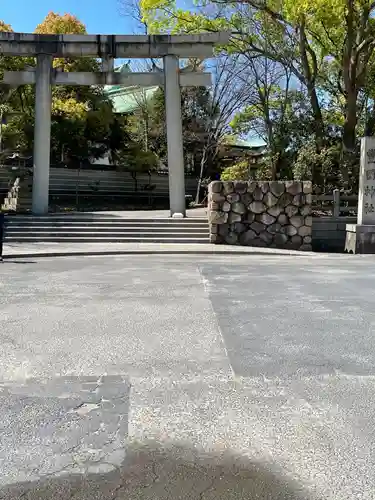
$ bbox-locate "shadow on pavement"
[0,441,312,499]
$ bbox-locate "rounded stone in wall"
[233,222,246,233]
[284,240,297,249]
[281,225,297,236]
[261,182,270,193]
[247,181,258,193]
[243,212,256,223]
[303,181,312,194]
[305,216,313,227]
[218,223,229,236]
[304,236,312,244]
[251,221,266,234]
[211,192,226,202]
[233,181,247,194]
[274,233,288,245]
[232,201,246,214]
[268,205,282,218]
[290,215,304,228]
[254,213,266,222]
[225,232,238,244]
[292,194,304,206]
[263,191,278,207]
[240,192,252,205]
[228,212,242,223]
[210,181,223,193]
[258,212,276,226]
[249,201,266,214]
[253,187,263,201]
[209,211,228,224]
[300,244,312,251]
[239,229,257,245]
[278,192,293,207]
[298,225,311,237]
[267,223,282,235]
[259,232,273,245]
[227,193,240,203]
[269,181,285,197]
[251,238,267,247]
[285,204,299,218]
[278,213,289,225]
[223,182,234,195]
[286,181,302,196]
[291,235,302,246]
[222,201,231,212]
[305,193,312,204]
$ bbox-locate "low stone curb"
[1,247,319,259]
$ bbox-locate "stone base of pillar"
[345,224,375,253]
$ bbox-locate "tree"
[273,0,375,153]
[139,0,375,156]
[230,56,316,180]
[35,12,86,34]
[33,13,115,164]
[220,160,250,181]
[191,55,251,201]
[140,0,326,147]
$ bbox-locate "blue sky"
[1,0,135,34]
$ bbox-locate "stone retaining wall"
[208,180,312,250]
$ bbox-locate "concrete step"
[5,226,209,234]
[5,231,208,238]
[4,218,208,225]
[4,236,209,243]
[3,214,209,244]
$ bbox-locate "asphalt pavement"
[0,254,374,499]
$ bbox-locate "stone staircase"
[3,215,210,244]
[1,176,32,213]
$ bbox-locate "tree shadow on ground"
[0,440,313,500]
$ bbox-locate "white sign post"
[346,137,375,253]
[358,137,375,225]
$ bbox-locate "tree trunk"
[195,147,208,204]
[298,18,325,150]
[307,84,325,148]
[342,88,358,152]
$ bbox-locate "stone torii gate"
[0,32,230,216]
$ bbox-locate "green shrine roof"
[103,63,159,114]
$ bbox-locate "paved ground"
[0,254,374,499]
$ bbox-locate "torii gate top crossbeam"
[0,32,231,58]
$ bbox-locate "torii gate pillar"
[164,55,185,217]
[33,54,53,215]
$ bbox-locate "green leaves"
[220,161,250,181]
